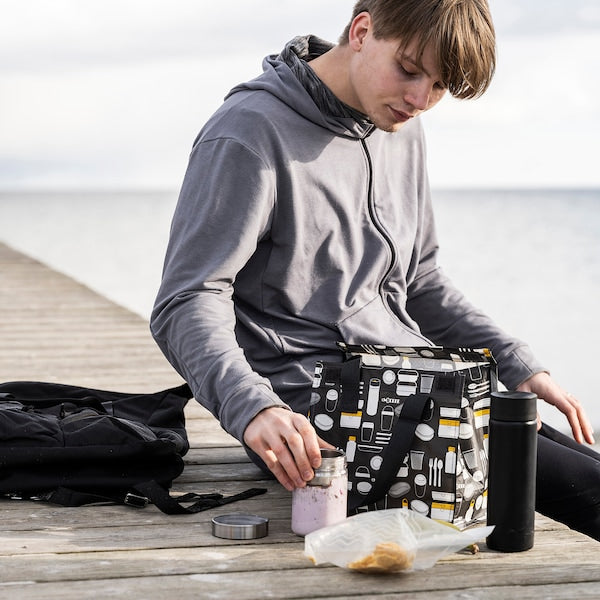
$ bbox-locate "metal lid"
[308,448,347,487]
[491,391,538,422]
[211,513,269,540]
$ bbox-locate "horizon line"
[0,185,599,194]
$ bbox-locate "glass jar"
[291,448,347,536]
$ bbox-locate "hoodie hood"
[226,36,374,139]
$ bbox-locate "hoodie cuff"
[496,344,549,390]
[219,382,292,443]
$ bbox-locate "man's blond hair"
[340,0,496,99]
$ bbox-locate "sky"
[1,0,599,190]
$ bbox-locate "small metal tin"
[211,513,269,540]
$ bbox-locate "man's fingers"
[284,428,317,481]
[564,392,595,445]
[261,447,297,492]
[290,413,323,470]
[317,434,336,450]
[259,432,312,491]
[517,373,595,445]
[243,407,325,490]
[549,390,593,444]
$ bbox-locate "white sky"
[1,0,599,190]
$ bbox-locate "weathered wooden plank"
[0,544,307,584]
[0,482,288,529]
[186,432,241,448]
[183,446,250,464]
[0,545,597,595]
[0,502,292,531]
[175,462,265,484]
[0,507,595,563]
[0,538,597,600]
[1,563,599,600]
[0,242,182,392]
[0,523,596,580]
[0,517,301,556]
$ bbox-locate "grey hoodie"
[151,37,545,443]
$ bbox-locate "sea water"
[0,188,598,433]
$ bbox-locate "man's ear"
[348,11,371,51]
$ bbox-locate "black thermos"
[486,391,538,552]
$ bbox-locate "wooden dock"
[0,241,598,599]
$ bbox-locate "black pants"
[536,423,600,541]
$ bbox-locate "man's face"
[347,21,447,132]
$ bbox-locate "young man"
[151,0,599,539]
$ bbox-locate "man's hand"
[517,372,595,445]
[243,406,335,491]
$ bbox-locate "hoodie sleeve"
[150,136,291,443]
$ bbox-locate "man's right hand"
[243,406,335,491]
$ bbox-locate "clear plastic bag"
[304,508,494,573]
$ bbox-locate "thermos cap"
[491,391,538,422]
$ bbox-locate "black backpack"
[0,381,265,513]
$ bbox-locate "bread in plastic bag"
[304,508,494,573]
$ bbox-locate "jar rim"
[320,448,345,460]
[312,448,346,479]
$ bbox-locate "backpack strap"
[42,483,267,514]
[132,481,268,514]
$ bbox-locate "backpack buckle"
[124,492,149,508]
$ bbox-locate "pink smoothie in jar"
[291,449,347,536]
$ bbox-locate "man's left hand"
[517,372,595,445]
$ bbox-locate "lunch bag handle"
[336,358,430,511]
[347,392,429,511]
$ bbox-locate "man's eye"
[400,64,417,76]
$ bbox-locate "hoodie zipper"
[360,138,398,308]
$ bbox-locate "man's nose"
[405,81,433,112]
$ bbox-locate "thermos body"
[486,391,538,552]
